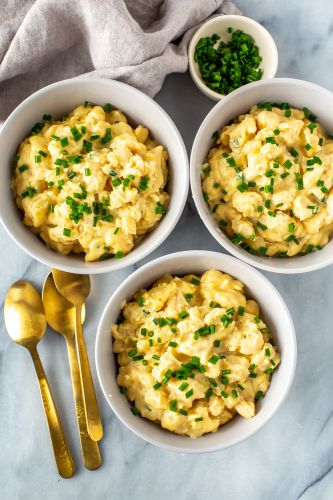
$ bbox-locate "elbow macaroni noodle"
[202,104,333,257]
[112,270,280,438]
[12,104,169,261]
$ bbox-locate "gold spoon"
[51,269,103,442]
[42,273,101,470]
[4,280,75,478]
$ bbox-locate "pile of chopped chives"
[194,28,263,95]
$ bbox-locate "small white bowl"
[191,78,333,274]
[95,250,296,454]
[188,15,278,101]
[0,78,188,274]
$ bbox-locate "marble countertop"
[1,1,333,499]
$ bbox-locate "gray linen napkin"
[0,0,239,121]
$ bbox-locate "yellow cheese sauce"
[12,104,169,261]
[112,270,280,438]
[202,104,333,257]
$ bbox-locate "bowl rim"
[188,14,279,101]
[0,77,189,274]
[95,250,297,453]
[190,77,333,274]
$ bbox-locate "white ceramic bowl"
[0,78,188,274]
[191,78,333,274]
[188,15,278,101]
[95,250,296,453]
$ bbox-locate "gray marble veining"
[1,1,333,499]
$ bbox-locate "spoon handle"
[29,345,75,478]
[65,336,102,469]
[75,305,103,441]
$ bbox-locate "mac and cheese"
[202,103,333,257]
[12,104,169,261]
[112,270,280,438]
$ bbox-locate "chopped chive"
[162,369,172,385]
[139,176,150,191]
[103,103,113,112]
[169,341,177,348]
[83,140,92,153]
[258,246,268,255]
[130,406,139,416]
[101,128,112,145]
[185,388,193,399]
[115,251,124,259]
[257,221,267,231]
[60,137,69,148]
[295,173,303,190]
[308,123,317,133]
[238,306,245,316]
[227,157,236,167]
[169,400,178,412]
[133,355,144,361]
[208,355,220,365]
[191,277,200,285]
[112,177,122,187]
[63,228,71,237]
[70,126,82,142]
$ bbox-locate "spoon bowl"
[5,280,46,347]
[42,274,86,338]
[51,269,90,306]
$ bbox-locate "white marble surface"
[1,1,333,499]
